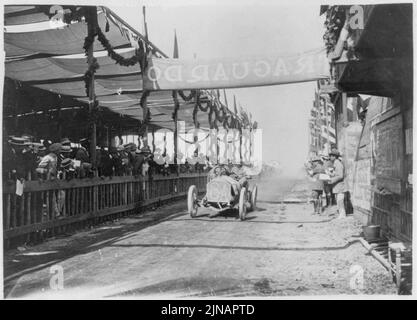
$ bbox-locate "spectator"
[123,143,137,175]
[6,136,34,182]
[36,142,62,180]
[114,146,128,176]
[60,144,73,166]
[98,146,113,177]
[321,153,335,207]
[75,138,92,178]
[54,157,73,218]
[59,158,76,180]
[134,146,152,177]
[60,137,71,147]
[110,146,123,176]
[306,156,326,215]
[328,149,346,219]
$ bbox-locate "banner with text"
[144,49,330,90]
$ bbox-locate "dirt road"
[3,177,397,298]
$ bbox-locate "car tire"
[251,185,258,211]
[188,185,198,218]
[239,187,247,221]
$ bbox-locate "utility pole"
[172,29,180,175]
[87,6,98,167]
[140,5,149,148]
[324,97,330,154]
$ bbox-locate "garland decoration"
[323,6,347,54]
[84,57,100,96]
[208,101,217,130]
[178,90,195,102]
[178,133,210,144]
[87,98,101,123]
[192,103,200,129]
[214,103,227,123]
[196,92,210,113]
[140,91,151,123]
[172,90,180,121]
[83,26,143,97]
[96,27,143,67]
[197,100,210,113]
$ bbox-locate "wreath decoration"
[83,26,145,97]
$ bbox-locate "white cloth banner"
[144,49,330,90]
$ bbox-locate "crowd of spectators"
[2,135,211,184]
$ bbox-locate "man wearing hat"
[109,146,123,176]
[328,148,346,219]
[97,146,113,177]
[306,156,326,215]
[60,137,71,146]
[7,136,37,182]
[321,153,335,208]
[75,138,92,178]
[133,146,152,176]
[36,143,62,180]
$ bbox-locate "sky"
[0,0,326,176]
[110,3,326,175]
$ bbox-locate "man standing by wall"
[328,149,346,219]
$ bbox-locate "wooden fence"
[2,173,207,247]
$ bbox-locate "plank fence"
[2,173,207,248]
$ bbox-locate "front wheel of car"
[239,187,247,221]
[188,185,198,218]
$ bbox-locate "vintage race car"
[187,171,258,221]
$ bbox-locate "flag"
[233,95,238,115]
[102,7,129,39]
[127,29,139,49]
[173,30,179,59]
[223,89,228,107]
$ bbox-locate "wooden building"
[322,4,413,243]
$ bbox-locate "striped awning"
[4,5,212,130]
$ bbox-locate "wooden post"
[239,126,243,165]
[140,5,149,149]
[151,127,156,153]
[172,30,180,175]
[87,6,98,167]
[172,92,180,175]
[324,97,330,153]
[141,95,149,148]
[342,92,348,124]
[249,127,253,165]
[316,92,322,152]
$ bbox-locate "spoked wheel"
[251,185,258,211]
[187,185,198,218]
[239,187,247,221]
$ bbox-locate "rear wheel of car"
[188,185,198,218]
[251,185,258,211]
[239,187,247,221]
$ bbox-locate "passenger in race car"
[209,164,248,196]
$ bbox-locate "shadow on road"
[175,217,335,224]
[3,205,189,297]
[107,240,360,252]
[106,276,288,298]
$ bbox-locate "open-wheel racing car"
[187,165,258,221]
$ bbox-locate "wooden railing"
[2,173,207,246]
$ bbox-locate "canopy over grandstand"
[3,5,251,141]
